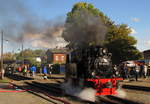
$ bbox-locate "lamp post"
[1,30,4,79]
[0,30,9,79]
[22,42,24,65]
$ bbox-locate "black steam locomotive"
[66,45,113,78]
[65,45,122,95]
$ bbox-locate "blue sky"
[1,0,150,52]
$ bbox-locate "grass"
[0,79,10,83]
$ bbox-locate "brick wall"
[53,53,66,64]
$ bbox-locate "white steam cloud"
[61,79,96,102]
[0,0,68,49]
[24,27,68,49]
[78,88,96,102]
[115,89,126,98]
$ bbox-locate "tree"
[105,24,143,64]
[63,2,143,64]
[15,49,45,66]
[3,52,15,61]
[63,2,113,48]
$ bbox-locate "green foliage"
[15,49,45,66]
[64,2,143,64]
[105,24,143,64]
[63,2,112,48]
[3,52,15,61]
[0,79,10,83]
[106,37,143,64]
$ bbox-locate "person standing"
[134,64,139,81]
[49,65,53,77]
[124,64,129,80]
[147,65,150,78]
[29,65,32,76]
[139,64,144,78]
[143,64,148,78]
[18,66,22,72]
[43,66,47,79]
[23,65,27,77]
[31,65,36,77]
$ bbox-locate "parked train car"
[65,45,122,96]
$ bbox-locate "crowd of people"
[5,61,150,81]
[13,64,53,79]
[113,63,150,81]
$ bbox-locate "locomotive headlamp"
[92,71,96,76]
[102,49,107,54]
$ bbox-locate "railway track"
[122,84,150,92]
[25,81,142,104]
[25,81,63,96]
[10,82,70,104]
[5,73,34,81]
[100,95,143,104]
[7,74,144,104]
[25,81,94,104]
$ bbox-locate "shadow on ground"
[106,95,144,104]
[5,74,34,81]
[122,84,150,92]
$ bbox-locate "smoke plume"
[62,9,107,48]
[61,79,96,102]
[78,88,96,102]
[115,89,127,98]
[22,23,68,49]
[0,0,68,49]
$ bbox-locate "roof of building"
[143,49,150,53]
[46,48,70,54]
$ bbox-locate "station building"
[143,49,150,65]
[46,48,69,64]
[143,49,150,60]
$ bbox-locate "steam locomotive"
[65,45,122,95]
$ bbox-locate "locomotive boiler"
[65,45,122,95]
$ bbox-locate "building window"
[61,56,64,61]
[55,56,59,61]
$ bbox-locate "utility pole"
[1,30,4,79]
[22,42,24,65]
